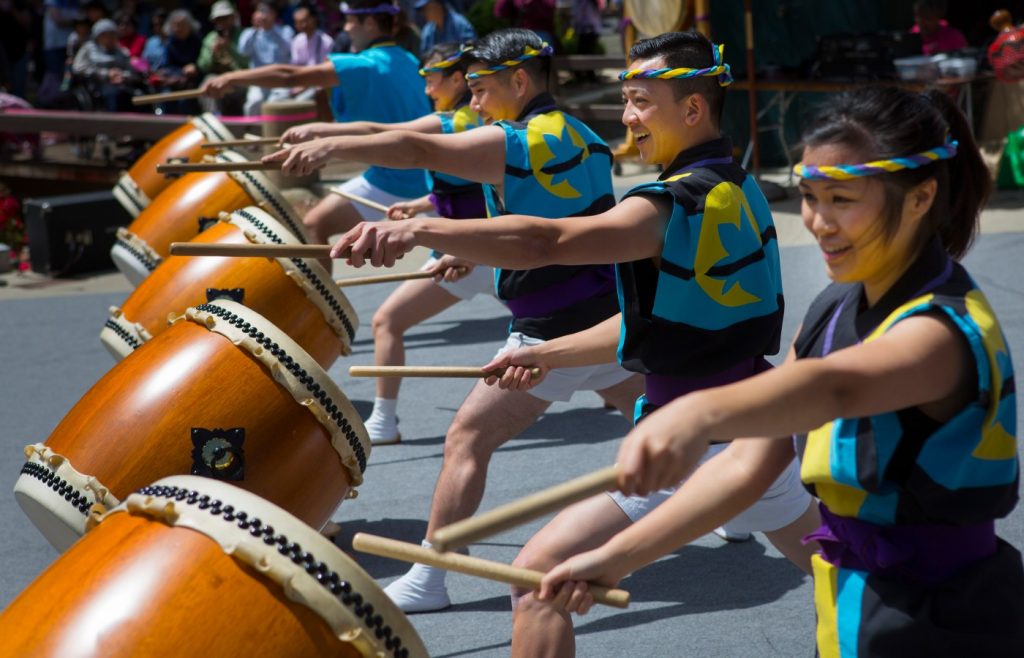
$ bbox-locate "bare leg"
[426,382,552,534]
[594,374,645,418]
[762,500,820,575]
[511,495,632,658]
[373,278,461,400]
[302,194,366,271]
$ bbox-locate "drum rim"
[114,227,162,274]
[229,206,358,349]
[100,305,153,359]
[216,150,309,243]
[180,299,370,481]
[113,173,150,218]
[113,475,427,658]
[190,112,236,143]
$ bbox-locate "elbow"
[519,231,558,268]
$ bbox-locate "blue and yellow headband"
[466,43,554,80]
[420,44,472,76]
[619,43,733,87]
[340,2,400,15]
[793,139,959,181]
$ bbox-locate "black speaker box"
[25,190,132,277]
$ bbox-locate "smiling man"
[329,31,821,648]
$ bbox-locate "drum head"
[626,0,690,37]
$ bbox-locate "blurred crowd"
[0,0,614,117]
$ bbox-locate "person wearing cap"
[416,0,475,53]
[201,0,431,249]
[267,27,645,613]
[198,1,248,115]
[71,17,141,111]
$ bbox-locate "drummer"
[200,0,432,248]
[277,41,496,446]
[266,27,645,612]
[327,30,820,641]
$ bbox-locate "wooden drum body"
[112,113,234,218]
[14,300,369,551]
[102,206,357,368]
[0,476,426,658]
[110,148,306,286]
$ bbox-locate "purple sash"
[805,503,996,584]
[429,191,488,220]
[504,267,615,318]
[645,357,772,407]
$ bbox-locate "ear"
[512,68,530,97]
[681,93,706,127]
[905,177,938,222]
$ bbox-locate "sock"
[365,397,399,443]
[383,540,451,612]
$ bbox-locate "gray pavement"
[1,182,1022,657]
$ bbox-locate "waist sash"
[504,267,615,319]
[645,357,771,407]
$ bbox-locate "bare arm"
[281,113,444,144]
[202,61,337,95]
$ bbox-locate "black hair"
[347,0,403,34]
[914,0,947,18]
[628,31,726,125]
[471,28,551,88]
[800,87,989,260]
[421,40,476,77]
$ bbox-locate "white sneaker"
[713,526,752,543]
[384,570,451,613]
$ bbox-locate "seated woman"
[71,18,144,112]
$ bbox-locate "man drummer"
[326,30,820,645]
[265,27,645,612]
[200,0,431,246]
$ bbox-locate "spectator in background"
[142,9,168,72]
[42,0,81,87]
[238,1,294,114]
[66,17,91,62]
[415,0,475,53]
[494,0,556,46]
[157,9,202,113]
[71,18,141,111]
[198,1,248,115]
[291,4,333,65]
[115,10,146,61]
[912,0,968,55]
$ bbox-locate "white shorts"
[495,332,635,403]
[420,256,496,301]
[609,442,810,534]
[334,176,411,221]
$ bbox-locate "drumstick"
[348,366,542,379]
[335,267,467,287]
[156,161,279,174]
[429,466,619,553]
[169,242,339,258]
[200,137,282,149]
[352,533,630,609]
[131,88,205,105]
[330,189,392,214]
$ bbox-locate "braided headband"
[793,140,959,181]
[466,43,554,79]
[420,44,472,76]
[619,43,733,87]
[340,2,400,15]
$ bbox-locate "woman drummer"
[539,86,1024,656]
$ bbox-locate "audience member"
[912,0,968,55]
[198,0,248,115]
[142,9,168,72]
[494,0,556,45]
[42,0,81,85]
[416,0,475,53]
[157,9,202,113]
[238,1,294,114]
[115,10,146,60]
[291,4,333,65]
[71,18,141,111]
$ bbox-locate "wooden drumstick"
[348,366,542,379]
[200,137,282,149]
[330,189,392,214]
[352,533,630,609]
[131,88,205,105]
[157,161,279,174]
[169,242,339,258]
[335,267,467,287]
[429,466,620,553]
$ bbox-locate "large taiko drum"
[110,148,307,286]
[14,300,369,551]
[0,476,426,658]
[624,0,692,37]
[112,113,235,218]
[102,206,356,368]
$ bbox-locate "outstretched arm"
[329,194,669,268]
[265,125,509,185]
[281,113,444,144]
[201,61,337,97]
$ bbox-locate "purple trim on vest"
[504,267,615,318]
[429,191,488,220]
[662,155,734,178]
[645,357,772,407]
[913,254,953,297]
[822,295,850,356]
[804,503,996,584]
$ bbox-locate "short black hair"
[471,28,551,88]
[347,0,400,33]
[422,41,476,77]
[628,31,726,125]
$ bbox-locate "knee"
[442,419,488,464]
[371,307,403,339]
[302,207,328,242]
[509,541,561,606]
